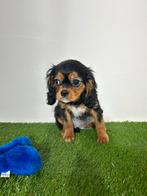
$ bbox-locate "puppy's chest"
[68,105,93,129]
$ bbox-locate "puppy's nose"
[61,90,68,97]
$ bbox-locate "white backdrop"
[0,0,147,122]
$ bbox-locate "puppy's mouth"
[60,98,71,103]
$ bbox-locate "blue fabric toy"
[0,136,43,175]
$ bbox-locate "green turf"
[0,122,147,196]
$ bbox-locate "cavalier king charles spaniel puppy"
[46,60,109,143]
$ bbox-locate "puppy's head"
[46,60,97,105]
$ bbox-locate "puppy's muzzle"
[61,90,69,97]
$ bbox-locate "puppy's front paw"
[62,131,74,142]
[97,133,109,144]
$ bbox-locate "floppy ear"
[46,66,56,105]
[85,68,97,97]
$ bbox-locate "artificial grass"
[0,122,147,196]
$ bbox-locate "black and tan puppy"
[46,60,109,143]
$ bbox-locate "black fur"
[46,59,103,131]
[46,66,56,105]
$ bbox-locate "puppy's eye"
[55,79,62,86]
[71,79,81,87]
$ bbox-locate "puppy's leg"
[62,110,74,142]
[91,110,109,144]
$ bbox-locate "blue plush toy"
[0,136,43,175]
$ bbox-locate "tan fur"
[62,110,74,142]
[66,84,85,102]
[90,109,109,144]
[59,102,66,109]
[56,80,85,102]
[57,117,64,125]
[55,72,65,100]
[68,72,79,80]
[55,72,64,81]
[86,80,93,96]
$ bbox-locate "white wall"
[0,0,147,122]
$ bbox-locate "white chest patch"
[68,105,93,129]
[72,117,93,129]
[69,105,86,117]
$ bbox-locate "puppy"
[46,60,109,143]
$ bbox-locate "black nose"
[61,90,68,97]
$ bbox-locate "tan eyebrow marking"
[55,72,64,81]
[68,72,79,80]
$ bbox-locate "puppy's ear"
[46,66,56,105]
[85,68,97,97]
